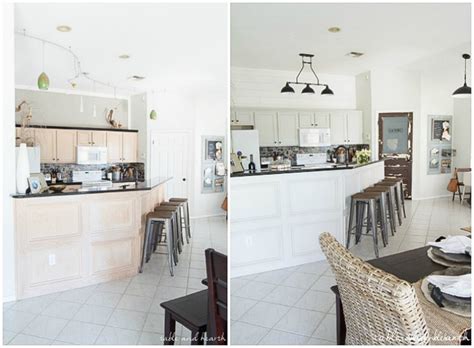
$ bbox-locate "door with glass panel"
[378,112,413,199]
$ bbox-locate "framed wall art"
[427,115,453,175]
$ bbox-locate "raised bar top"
[231,159,384,178]
[11,176,172,198]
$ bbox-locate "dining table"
[330,246,471,345]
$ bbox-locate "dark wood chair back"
[205,248,227,345]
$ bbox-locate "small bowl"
[49,185,67,193]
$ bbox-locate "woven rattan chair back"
[319,232,430,345]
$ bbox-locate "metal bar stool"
[347,191,387,258]
[375,181,403,226]
[155,205,183,254]
[169,198,191,241]
[158,202,186,246]
[364,186,396,236]
[382,178,406,218]
[140,210,177,276]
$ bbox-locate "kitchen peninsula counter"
[13,177,171,299]
[230,160,385,278]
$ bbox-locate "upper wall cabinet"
[329,110,363,145]
[298,111,330,129]
[254,111,299,146]
[35,128,77,163]
[231,110,254,126]
[77,130,107,147]
[106,131,137,163]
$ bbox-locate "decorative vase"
[16,143,30,194]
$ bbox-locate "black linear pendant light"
[452,53,471,98]
[281,53,334,95]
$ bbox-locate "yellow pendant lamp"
[37,41,50,90]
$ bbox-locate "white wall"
[231,67,356,109]
[129,93,148,165]
[355,72,372,144]
[2,3,17,301]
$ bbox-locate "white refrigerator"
[231,130,261,171]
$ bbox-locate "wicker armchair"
[319,232,430,345]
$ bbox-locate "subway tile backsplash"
[40,162,145,182]
[260,144,369,165]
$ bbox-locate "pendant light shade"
[281,82,295,94]
[37,72,50,90]
[302,84,315,94]
[452,53,471,98]
[281,53,334,95]
[321,85,334,95]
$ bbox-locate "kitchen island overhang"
[11,177,171,300]
[230,161,385,278]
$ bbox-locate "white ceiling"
[231,3,471,75]
[15,3,228,96]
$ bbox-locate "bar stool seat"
[364,186,396,236]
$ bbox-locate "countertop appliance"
[15,146,40,173]
[299,128,331,147]
[296,153,327,167]
[76,146,107,165]
[231,130,261,171]
[72,170,113,188]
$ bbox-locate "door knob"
[182,178,186,181]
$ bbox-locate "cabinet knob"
[315,124,318,126]
[236,120,239,123]
[279,141,282,144]
[274,141,277,144]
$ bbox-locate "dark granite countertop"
[11,177,171,198]
[231,160,384,178]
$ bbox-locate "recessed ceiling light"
[128,75,145,81]
[56,25,72,32]
[119,54,130,59]
[346,51,364,58]
[328,27,341,33]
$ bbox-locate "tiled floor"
[3,216,227,345]
[230,197,471,345]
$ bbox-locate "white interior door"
[150,131,190,200]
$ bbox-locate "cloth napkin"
[427,273,471,298]
[428,235,471,254]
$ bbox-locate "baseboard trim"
[191,213,226,220]
[3,295,16,303]
[412,194,452,201]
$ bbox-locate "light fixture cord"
[464,58,467,85]
[309,56,320,85]
[42,41,45,72]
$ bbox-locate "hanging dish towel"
[428,235,471,254]
[426,273,471,298]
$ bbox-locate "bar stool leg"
[185,202,191,240]
[399,182,407,218]
[171,215,179,265]
[165,220,174,276]
[378,197,388,247]
[355,202,365,244]
[346,198,355,248]
[181,205,190,244]
[368,199,379,258]
[140,219,153,273]
[394,186,403,226]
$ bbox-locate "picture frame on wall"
[201,136,226,194]
[427,115,453,175]
[431,118,452,143]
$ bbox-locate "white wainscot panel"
[88,199,135,233]
[231,181,281,221]
[288,176,341,214]
[290,218,342,257]
[91,239,134,273]
[231,225,284,267]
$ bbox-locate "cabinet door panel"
[106,132,123,163]
[35,128,56,163]
[277,112,299,146]
[314,112,330,128]
[254,112,277,146]
[56,130,77,163]
[92,131,107,147]
[235,111,254,126]
[77,131,91,146]
[346,111,363,144]
[329,112,347,145]
[298,112,314,128]
[122,132,138,162]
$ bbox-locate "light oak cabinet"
[231,110,254,126]
[77,130,107,147]
[35,128,76,163]
[329,111,363,145]
[299,111,330,128]
[106,131,138,163]
[254,111,299,146]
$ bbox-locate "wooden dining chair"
[205,248,228,345]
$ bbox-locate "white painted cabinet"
[298,111,330,128]
[254,111,299,146]
[277,112,299,146]
[329,111,363,145]
[231,110,254,126]
[254,111,278,146]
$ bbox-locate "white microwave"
[76,146,108,164]
[299,128,331,147]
